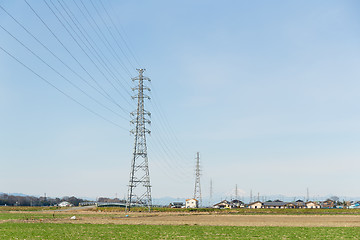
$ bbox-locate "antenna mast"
[126,69,152,211]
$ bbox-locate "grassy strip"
[0,212,134,221]
[0,206,61,211]
[0,212,71,220]
[0,223,359,239]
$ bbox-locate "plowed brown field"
[7,211,360,227]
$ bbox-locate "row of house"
[349,202,360,209]
[177,199,360,209]
[213,200,245,209]
[247,200,320,209]
[215,199,360,209]
[181,199,320,209]
[168,199,198,208]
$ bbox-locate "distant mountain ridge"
[0,192,29,197]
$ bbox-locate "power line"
[149,104,192,167]
[149,83,193,164]
[99,0,141,67]
[70,0,133,80]
[43,0,133,109]
[23,0,129,115]
[59,0,132,91]
[0,3,130,120]
[0,23,129,122]
[148,133,192,178]
[65,1,192,180]
[54,0,133,99]
[6,1,194,195]
[89,0,136,71]
[148,148,187,183]
[78,0,133,77]
[149,131,192,177]
[0,45,127,131]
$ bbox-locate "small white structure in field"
[58,201,73,207]
[185,198,198,208]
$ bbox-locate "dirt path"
[53,206,95,212]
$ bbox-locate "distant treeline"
[0,194,88,206]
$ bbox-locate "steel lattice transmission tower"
[126,69,152,211]
[194,152,202,207]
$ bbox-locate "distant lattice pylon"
[194,152,202,207]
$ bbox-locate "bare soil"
[7,210,360,227]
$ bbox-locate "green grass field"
[0,212,73,220]
[0,206,60,211]
[0,223,359,239]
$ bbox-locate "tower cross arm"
[132,86,151,91]
[130,119,151,125]
[130,110,151,117]
[131,76,151,82]
[131,95,150,100]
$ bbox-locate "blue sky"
[0,0,360,201]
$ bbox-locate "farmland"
[1,223,360,239]
[1,207,360,239]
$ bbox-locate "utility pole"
[194,152,202,207]
[235,184,238,200]
[126,69,152,211]
[250,189,253,203]
[209,179,213,207]
[306,188,309,202]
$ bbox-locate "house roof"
[263,202,288,206]
[214,200,230,206]
[186,199,198,202]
